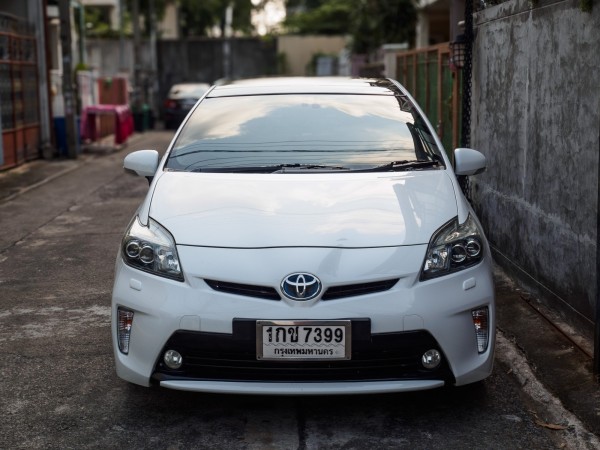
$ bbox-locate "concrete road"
[0,131,575,449]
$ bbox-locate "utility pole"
[132,0,142,109]
[222,3,233,80]
[77,2,86,67]
[119,0,125,71]
[149,0,158,122]
[58,0,79,158]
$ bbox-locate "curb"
[0,132,150,205]
[495,332,600,449]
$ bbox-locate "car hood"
[149,171,458,248]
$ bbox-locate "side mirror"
[454,148,486,176]
[124,150,159,178]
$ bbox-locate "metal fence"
[395,43,462,159]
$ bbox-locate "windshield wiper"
[189,166,278,173]
[273,163,348,173]
[189,164,348,174]
[367,160,442,172]
[187,161,439,174]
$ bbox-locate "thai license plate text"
[256,320,351,360]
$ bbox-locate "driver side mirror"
[454,148,486,176]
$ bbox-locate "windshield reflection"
[166,94,442,172]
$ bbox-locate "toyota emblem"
[281,273,322,301]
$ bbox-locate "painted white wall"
[277,35,349,76]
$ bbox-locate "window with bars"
[0,13,38,132]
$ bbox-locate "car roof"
[207,77,401,98]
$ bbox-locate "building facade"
[0,0,51,170]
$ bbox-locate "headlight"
[121,216,184,281]
[420,214,484,281]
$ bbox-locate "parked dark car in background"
[163,83,210,130]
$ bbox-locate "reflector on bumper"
[471,307,489,353]
[117,308,134,354]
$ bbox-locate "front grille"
[204,278,400,301]
[204,279,281,300]
[322,279,399,300]
[151,320,454,384]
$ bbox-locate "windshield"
[165,93,445,173]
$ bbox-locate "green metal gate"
[395,43,462,160]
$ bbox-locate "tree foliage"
[84,0,257,38]
[126,0,169,37]
[178,0,255,37]
[83,6,117,38]
[283,0,352,35]
[284,0,416,54]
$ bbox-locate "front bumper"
[152,324,455,383]
[112,245,495,394]
[158,379,444,395]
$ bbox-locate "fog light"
[472,307,490,353]
[117,308,134,354]
[164,350,183,369]
[422,349,441,369]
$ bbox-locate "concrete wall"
[82,37,277,114]
[158,38,278,95]
[85,38,137,76]
[277,35,349,76]
[470,0,600,330]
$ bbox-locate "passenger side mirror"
[454,148,486,176]
[124,150,160,181]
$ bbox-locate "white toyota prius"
[112,77,495,395]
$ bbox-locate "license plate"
[256,320,351,361]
